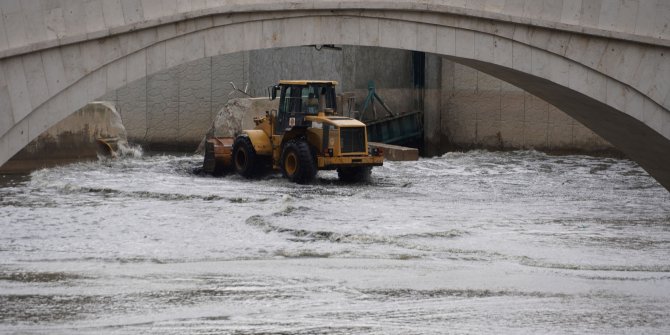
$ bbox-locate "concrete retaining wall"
[437,59,613,153]
[101,52,249,151]
[102,46,425,151]
[100,46,613,155]
[247,45,423,119]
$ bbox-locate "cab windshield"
[281,84,337,117]
[275,83,337,134]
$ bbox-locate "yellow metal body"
[317,155,383,169]
[242,129,272,155]
[304,114,368,156]
[210,111,383,171]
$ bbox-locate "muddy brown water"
[1,150,669,334]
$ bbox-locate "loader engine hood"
[304,115,365,128]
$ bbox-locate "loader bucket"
[203,137,234,175]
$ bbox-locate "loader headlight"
[370,147,383,156]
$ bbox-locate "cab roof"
[278,80,338,86]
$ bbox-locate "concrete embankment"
[369,142,419,161]
[0,102,132,174]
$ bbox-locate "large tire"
[337,166,372,182]
[281,140,317,184]
[233,136,260,178]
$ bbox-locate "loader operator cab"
[270,81,338,134]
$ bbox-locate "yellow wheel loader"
[203,80,384,184]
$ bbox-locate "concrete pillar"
[423,53,442,156]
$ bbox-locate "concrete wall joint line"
[0,61,15,126]
[143,44,149,143]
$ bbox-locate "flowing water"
[1,150,669,334]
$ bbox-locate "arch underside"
[453,57,670,190]
[1,12,669,190]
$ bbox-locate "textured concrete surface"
[0,0,668,189]
[440,59,612,153]
[369,142,419,161]
[101,52,248,149]
[423,54,444,157]
[107,42,613,157]
[1,0,668,59]
[247,46,420,116]
[102,45,424,151]
[0,101,127,173]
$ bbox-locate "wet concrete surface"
[1,151,669,334]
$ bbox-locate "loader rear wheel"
[233,136,260,178]
[337,166,372,182]
[281,140,317,184]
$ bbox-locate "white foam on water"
[1,151,669,334]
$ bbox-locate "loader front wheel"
[281,140,317,184]
[233,136,259,178]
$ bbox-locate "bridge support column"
[422,54,443,157]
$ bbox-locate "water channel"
[1,150,669,334]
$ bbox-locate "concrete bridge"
[1,0,669,190]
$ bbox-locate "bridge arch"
[1,9,669,189]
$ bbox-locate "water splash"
[116,141,144,158]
